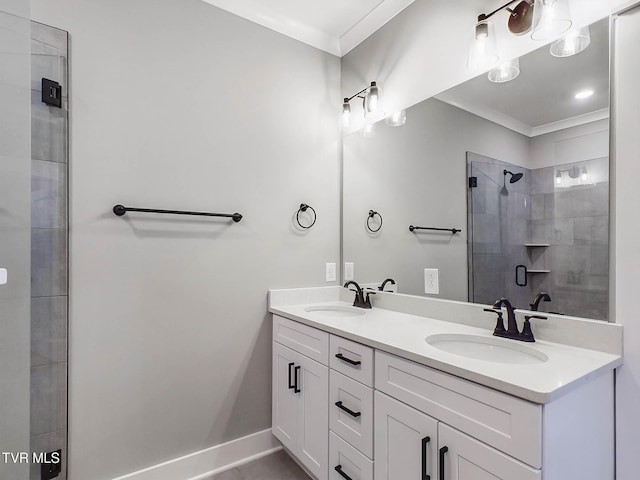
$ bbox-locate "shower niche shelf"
[524,243,551,247]
[527,269,551,274]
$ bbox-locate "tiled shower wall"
[529,158,609,320]
[30,21,69,480]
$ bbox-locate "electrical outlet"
[344,263,354,281]
[40,449,62,480]
[424,269,439,294]
[325,263,336,282]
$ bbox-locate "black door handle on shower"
[421,436,431,480]
[439,446,448,480]
[335,353,361,366]
[335,401,361,418]
[288,362,295,390]
[294,365,301,393]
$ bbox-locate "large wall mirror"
[342,18,609,321]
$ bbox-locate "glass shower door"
[0,6,33,479]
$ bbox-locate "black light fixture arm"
[481,0,523,21]
[344,81,377,103]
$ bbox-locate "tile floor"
[205,450,310,480]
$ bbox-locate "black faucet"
[492,298,520,340]
[520,315,548,342]
[343,281,373,309]
[530,292,551,311]
[378,278,396,291]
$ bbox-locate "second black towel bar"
[113,205,243,222]
[409,225,461,234]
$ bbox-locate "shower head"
[504,170,524,184]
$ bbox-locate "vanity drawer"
[330,370,374,459]
[273,315,329,365]
[329,432,373,480]
[375,351,542,468]
[330,335,374,387]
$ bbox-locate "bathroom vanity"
[269,287,622,480]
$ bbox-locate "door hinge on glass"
[469,176,478,188]
[42,78,62,108]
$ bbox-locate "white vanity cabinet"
[272,316,329,480]
[272,315,615,480]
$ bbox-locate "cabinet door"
[374,391,438,480]
[272,342,300,453]
[298,354,329,480]
[438,424,540,480]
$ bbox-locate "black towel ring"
[367,210,383,233]
[296,204,317,229]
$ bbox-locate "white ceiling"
[200,0,415,56]
[435,18,610,137]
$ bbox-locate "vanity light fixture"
[469,0,574,71]
[550,26,591,57]
[385,110,407,127]
[488,58,521,83]
[342,81,380,128]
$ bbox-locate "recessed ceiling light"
[575,89,594,99]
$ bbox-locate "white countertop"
[269,299,622,404]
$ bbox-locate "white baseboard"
[112,429,282,480]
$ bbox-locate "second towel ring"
[367,210,383,233]
[296,204,317,229]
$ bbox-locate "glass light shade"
[385,110,407,127]
[531,0,572,41]
[342,99,351,128]
[550,26,590,57]
[362,123,376,138]
[364,82,379,115]
[468,20,499,70]
[488,58,521,83]
[555,171,563,186]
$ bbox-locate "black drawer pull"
[439,446,448,480]
[421,436,431,480]
[335,401,361,418]
[334,465,353,480]
[294,365,301,393]
[335,353,361,366]
[288,362,295,390]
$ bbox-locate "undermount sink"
[426,333,549,364]
[304,305,366,317]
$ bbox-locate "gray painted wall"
[0,2,31,479]
[30,1,341,479]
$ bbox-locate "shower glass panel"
[468,152,609,319]
[0,5,33,479]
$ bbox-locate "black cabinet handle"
[421,436,431,480]
[335,353,361,366]
[294,365,301,393]
[288,362,295,390]
[335,401,361,418]
[439,446,448,480]
[334,465,353,480]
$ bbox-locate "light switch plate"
[325,263,336,282]
[424,268,439,294]
[0,268,7,285]
[344,262,354,281]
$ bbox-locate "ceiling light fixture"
[488,58,521,83]
[575,89,594,99]
[342,81,380,128]
[550,26,591,57]
[469,0,574,71]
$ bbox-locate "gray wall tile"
[30,362,67,436]
[31,296,67,367]
[30,428,67,480]
[31,228,68,297]
[31,159,67,229]
[31,90,68,163]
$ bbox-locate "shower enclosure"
[0,3,69,478]
[468,152,609,320]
